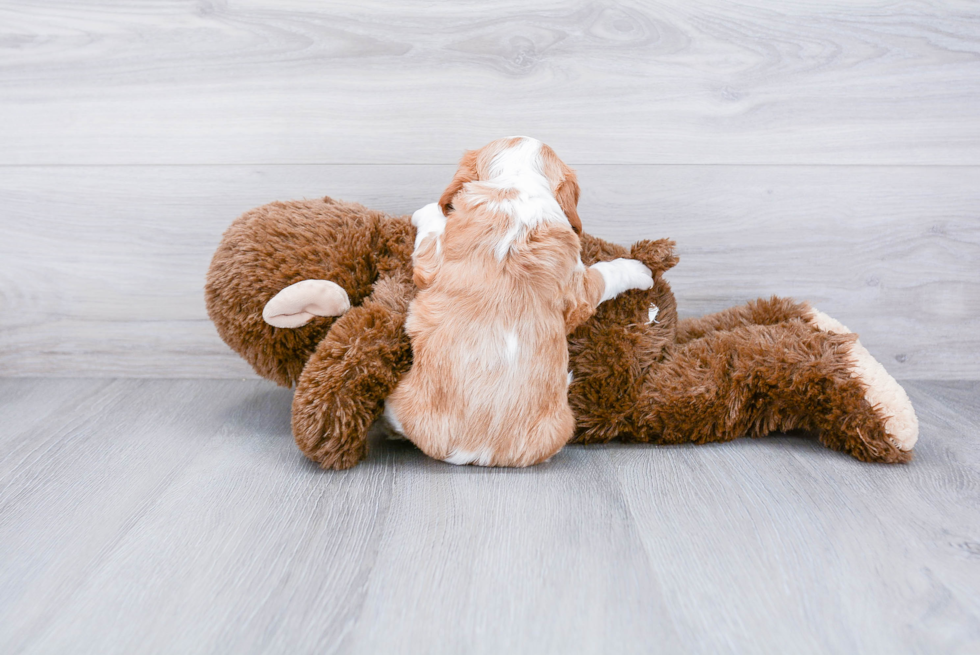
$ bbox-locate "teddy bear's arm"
[291,274,415,469]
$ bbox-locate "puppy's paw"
[263,279,351,328]
[411,202,446,248]
[411,202,443,228]
[592,258,654,302]
[619,258,655,290]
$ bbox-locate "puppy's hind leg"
[501,406,577,468]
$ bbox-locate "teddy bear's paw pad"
[808,309,919,451]
[851,342,919,451]
[805,308,851,335]
[263,279,351,328]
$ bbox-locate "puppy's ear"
[555,168,582,235]
[541,144,583,234]
[439,149,479,216]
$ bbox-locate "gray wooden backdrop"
[1,0,978,379]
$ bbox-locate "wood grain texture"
[612,382,980,653]
[1,164,977,378]
[0,378,977,654]
[1,1,979,165]
[1,2,976,651]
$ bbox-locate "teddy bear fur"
[206,196,914,469]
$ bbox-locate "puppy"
[384,136,654,466]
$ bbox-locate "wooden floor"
[1,378,977,654]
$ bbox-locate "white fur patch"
[567,371,574,386]
[444,448,495,466]
[489,136,543,179]
[503,330,519,364]
[495,223,523,261]
[808,309,849,334]
[807,309,919,451]
[467,136,569,261]
[591,258,654,303]
[412,202,447,250]
[488,187,567,260]
[648,305,660,324]
[382,403,407,440]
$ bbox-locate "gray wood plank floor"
[1,378,977,654]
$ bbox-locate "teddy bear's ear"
[262,280,351,328]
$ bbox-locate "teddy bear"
[205,195,918,469]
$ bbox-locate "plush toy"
[205,196,918,469]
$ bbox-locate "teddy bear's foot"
[291,276,415,469]
[263,279,351,328]
[806,309,919,452]
[292,307,411,468]
[631,319,913,463]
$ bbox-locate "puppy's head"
[438,137,582,234]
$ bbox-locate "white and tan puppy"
[384,136,655,467]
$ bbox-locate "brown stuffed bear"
[205,196,918,469]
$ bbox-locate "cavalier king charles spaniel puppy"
[383,136,655,467]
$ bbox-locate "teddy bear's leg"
[803,307,918,451]
[291,275,414,469]
[631,320,914,463]
[676,295,811,344]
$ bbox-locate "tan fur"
[387,138,604,466]
[540,143,583,234]
[438,149,479,216]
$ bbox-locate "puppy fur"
[384,137,653,467]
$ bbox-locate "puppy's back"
[388,216,581,467]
